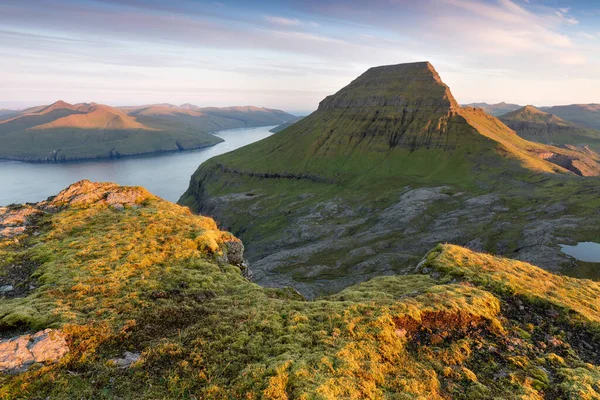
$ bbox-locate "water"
[560,242,600,263]
[0,125,275,205]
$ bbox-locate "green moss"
[2,183,600,399]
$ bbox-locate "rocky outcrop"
[0,206,41,239]
[0,329,68,373]
[44,180,155,210]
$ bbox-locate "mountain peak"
[318,61,459,112]
[33,100,76,115]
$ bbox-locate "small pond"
[559,242,600,263]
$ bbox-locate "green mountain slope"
[499,105,600,152]
[545,104,600,131]
[462,102,522,116]
[2,181,600,398]
[0,102,295,163]
[269,116,304,133]
[180,62,600,297]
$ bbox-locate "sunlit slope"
[2,186,600,399]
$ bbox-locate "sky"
[1,0,599,114]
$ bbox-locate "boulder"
[0,329,68,373]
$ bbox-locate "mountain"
[0,101,295,162]
[462,101,522,116]
[499,105,600,151]
[544,104,600,131]
[180,61,600,298]
[2,180,600,398]
[125,104,295,134]
[0,109,19,121]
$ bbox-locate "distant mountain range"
[464,102,600,131]
[499,105,600,152]
[462,102,522,116]
[0,101,295,162]
[542,104,600,131]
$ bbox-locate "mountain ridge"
[499,105,600,152]
[0,101,295,162]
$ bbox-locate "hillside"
[180,61,600,297]
[545,104,600,131]
[1,181,600,398]
[125,104,295,134]
[269,116,304,133]
[499,105,600,151]
[462,102,522,116]
[0,102,295,163]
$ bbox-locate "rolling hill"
[499,105,600,152]
[0,102,295,162]
[180,62,600,298]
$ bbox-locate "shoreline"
[0,124,279,165]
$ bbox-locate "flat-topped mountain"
[0,101,294,162]
[462,101,522,116]
[499,105,600,152]
[181,61,600,298]
[2,181,600,398]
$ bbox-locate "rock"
[46,180,154,210]
[0,285,14,294]
[28,330,69,363]
[0,329,68,373]
[109,351,140,369]
[395,328,407,338]
[222,240,245,266]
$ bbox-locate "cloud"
[264,16,302,26]
[0,0,598,108]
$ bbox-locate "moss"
[2,183,600,399]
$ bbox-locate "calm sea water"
[0,125,275,205]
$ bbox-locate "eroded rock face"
[0,329,68,373]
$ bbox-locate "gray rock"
[109,351,140,369]
[0,285,14,294]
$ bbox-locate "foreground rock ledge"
[0,329,69,373]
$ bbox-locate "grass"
[2,182,600,398]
